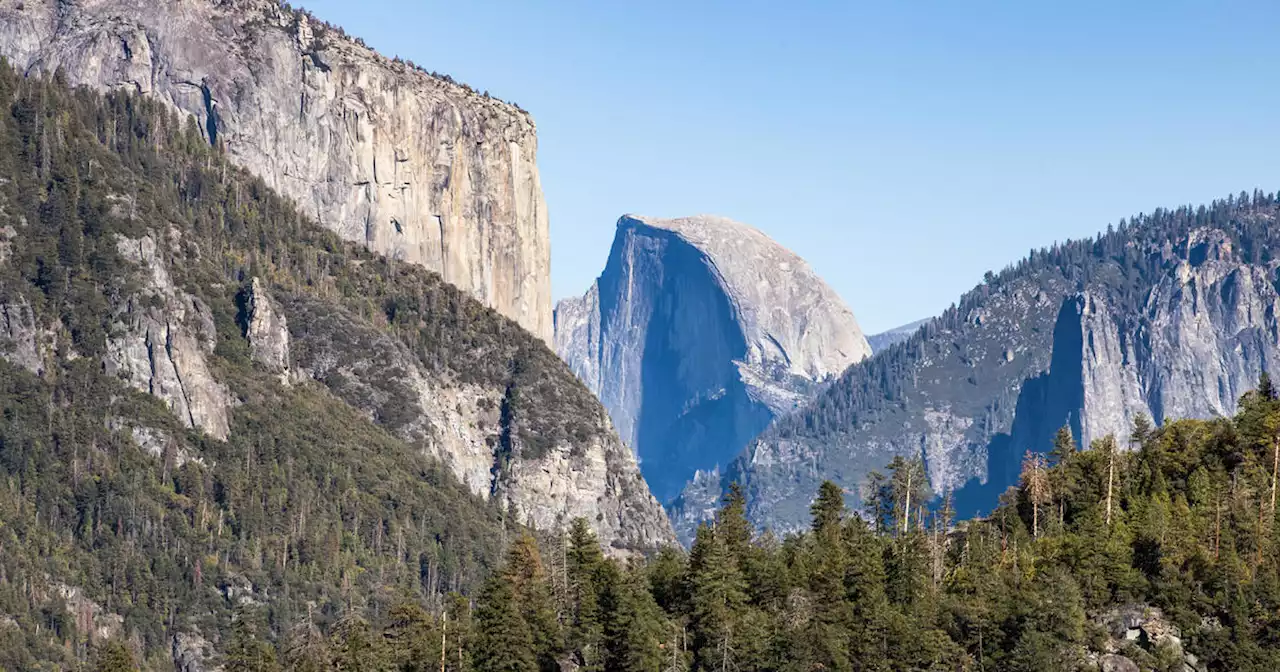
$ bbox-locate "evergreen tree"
[474,574,538,672]
[505,533,564,672]
[330,615,394,672]
[92,640,138,672]
[686,525,747,672]
[384,602,441,672]
[224,608,281,672]
[604,564,667,672]
[567,518,608,672]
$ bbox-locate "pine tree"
[92,640,138,672]
[604,563,667,672]
[384,602,441,672]
[717,484,753,564]
[805,481,854,672]
[687,525,747,672]
[887,456,931,536]
[330,615,394,672]
[505,533,564,672]
[1020,452,1051,538]
[224,608,281,672]
[567,518,608,672]
[281,623,331,672]
[474,574,538,672]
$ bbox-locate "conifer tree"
[92,640,138,672]
[604,563,667,672]
[505,533,564,672]
[687,525,747,672]
[384,602,441,672]
[330,615,394,672]
[567,518,608,672]
[224,608,281,672]
[475,574,538,672]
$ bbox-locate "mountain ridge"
[673,191,1280,534]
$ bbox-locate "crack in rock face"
[0,0,553,342]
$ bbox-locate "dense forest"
[76,376,1280,671]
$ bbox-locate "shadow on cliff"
[952,295,1085,518]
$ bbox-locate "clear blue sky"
[298,1,1280,334]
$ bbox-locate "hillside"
[79,382,1280,672]
[674,191,1280,534]
[0,63,668,668]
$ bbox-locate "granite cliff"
[672,193,1280,536]
[0,0,552,341]
[555,214,872,502]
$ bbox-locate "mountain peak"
[555,213,871,503]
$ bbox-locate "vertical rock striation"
[0,0,552,341]
[106,234,233,440]
[555,214,872,503]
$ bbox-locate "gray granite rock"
[246,277,291,379]
[0,0,552,342]
[555,214,871,504]
[290,296,674,551]
[105,234,233,440]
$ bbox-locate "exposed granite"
[555,214,871,503]
[0,0,552,341]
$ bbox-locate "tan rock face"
[0,0,552,342]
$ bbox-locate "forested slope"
[675,188,1280,535]
[123,381,1280,672]
[0,62,666,670]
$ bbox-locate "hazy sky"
[298,1,1280,333]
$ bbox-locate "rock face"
[246,277,291,379]
[0,0,552,341]
[678,199,1280,535]
[289,297,673,550]
[105,234,233,440]
[555,214,872,502]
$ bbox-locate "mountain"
[0,64,669,668]
[866,318,930,353]
[0,0,553,341]
[555,214,872,502]
[675,192,1280,534]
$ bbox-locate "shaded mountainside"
[0,65,668,668]
[0,0,553,340]
[867,318,930,354]
[674,192,1280,535]
[555,214,872,502]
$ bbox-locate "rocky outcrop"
[289,297,673,550]
[1092,605,1207,672]
[0,295,47,375]
[556,214,872,502]
[0,0,552,341]
[172,631,218,672]
[1003,228,1280,463]
[246,277,291,379]
[105,234,233,440]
